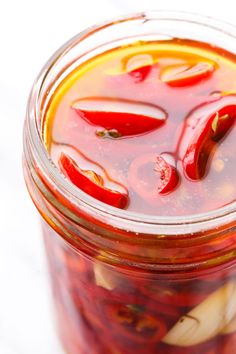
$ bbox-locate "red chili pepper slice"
[105,303,167,343]
[92,281,181,318]
[72,97,167,137]
[156,154,179,194]
[128,153,179,201]
[159,342,216,354]
[59,152,129,209]
[128,65,152,82]
[223,333,236,354]
[182,103,236,180]
[141,282,215,308]
[160,61,215,87]
[118,53,155,82]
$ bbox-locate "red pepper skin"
[58,153,128,209]
[222,333,236,354]
[128,64,152,82]
[161,62,215,87]
[72,97,167,137]
[141,280,219,308]
[104,303,167,344]
[178,95,236,180]
[128,153,179,202]
[182,105,236,180]
[156,154,179,194]
[158,340,222,354]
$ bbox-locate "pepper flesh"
[156,154,179,194]
[182,104,236,180]
[128,65,152,82]
[105,303,167,343]
[160,62,215,87]
[72,97,167,137]
[59,152,129,209]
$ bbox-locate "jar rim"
[25,10,236,236]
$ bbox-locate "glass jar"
[23,11,236,354]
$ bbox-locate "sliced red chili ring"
[156,154,179,194]
[141,283,214,308]
[223,333,236,354]
[93,283,181,318]
[104,303,167,343]
[160,61,215,87]
[88,267,181,317]
[59,152,129,208]
[128,153,179,200]
[72,97,167,137]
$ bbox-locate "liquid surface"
[44,39,236,216]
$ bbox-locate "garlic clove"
[221,314,236,335]
[163,281,236,347]
[94,262,119,291]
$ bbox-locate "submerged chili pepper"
[160,61,215,87]
[141,282,215,308]
[59,152,128,209]
[72,97,167,137]
[222,333,236,354]
[181,99,236,180]
[105,303,167,343]
[156,154,179,194]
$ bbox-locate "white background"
[0,1,236,353]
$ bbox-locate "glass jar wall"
[23,12,236,353]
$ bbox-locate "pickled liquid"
[44,39,236,216]
[42,38,236,354]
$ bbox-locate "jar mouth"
[26,10,236,235]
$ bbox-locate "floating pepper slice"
[72,97,167,137]
[59,152,128,209]
[128,65,152,82]
[105,303,167,343]
[124,53,154,82]
[181,99,236,180]
[107,53,155,83]
[128,153,179,201]
[156,154,179,194]
[222,333,236,354]
[141,281,218,308]
[160,61,215,87]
